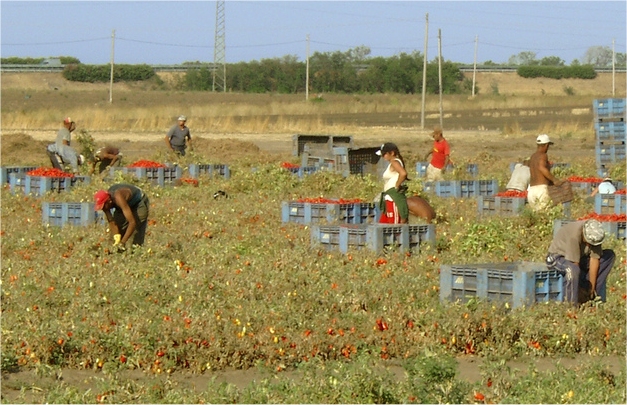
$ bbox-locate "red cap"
[94,190,110,210]
[63,117,73,124]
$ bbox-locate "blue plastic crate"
[423,181,461,198]
[459,179,498,197]
[594,194,626,215]
[42,202,96,226]
[593,98,626,120]
[595,142,626,164]
[311,223,435,253]
[595,121,626,142]
[292,134,354,156]
[282,201,375,224]
[439,261,563,308]
[15,175,90,196]
[188,164,230,179]
[416,162,463,177]
[477,196,527,216]
[110,167,182,186]
[553,219,626,240]
[0,166,38,184]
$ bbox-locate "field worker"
[377,142,409,224]
[506,158,531,192]
[46,143,85,173]
[528,134,562,211]
[56,116,76,147]
[90,146,122,175]
[94,184,150,249]
[590,177,617,197]
[165,115,192,156]
[546,219,615,304]
[424,126,450,182]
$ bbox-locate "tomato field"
[1,137,626,403]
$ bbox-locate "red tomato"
[26,168,74,178]
[128,160,166,168]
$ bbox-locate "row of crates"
[302,145,387,177]
[9,174,91,196]
[423,179,498,198]
[42,202,99,226]
[416,162,478,177]
[311,223,436,254]
[554,219,626,240]
[595,143,626,168]
[477,196,571,217]
[188,164,230,179]
[110,164,231,185]
[282,201,376,224]
[439,261,563,309]
[285,166,320,178]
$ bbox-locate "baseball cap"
[94,190,110,211]
[78,154,85,165]
[583,219,605,246]
[376,142,398,156]
[178,115,187,121]
[536,134,554,145]
[63,117,73,124]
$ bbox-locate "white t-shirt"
[597,181,616,194]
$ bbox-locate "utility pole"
[420,13,428,130]
[437,28,443,128]
[472,35,478,97]
[306,34,310,101]
[109,29,115,103]
[612,38,616,96]
[213,1,226,92]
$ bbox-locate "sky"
[1,1,625,66]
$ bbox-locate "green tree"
[508,51,537,66]
[539,56,565,66]
[583,46,613,67]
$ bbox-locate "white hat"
[78,154,85,165]
[583,219,605,246]
[536,134,554,145]
[178,115,187,121]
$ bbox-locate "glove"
[113,234,122,246]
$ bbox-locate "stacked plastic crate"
[593,99,626,177]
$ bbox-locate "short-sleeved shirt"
[56,128,71,148]
[166,125,191,147]
[506,164,531,191]
[548,220,602,263]
[430,139,450,169]
[597,181,616,194]
[108,184,144,209]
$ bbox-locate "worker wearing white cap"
[528,134,562,211]
[165,115,192,156]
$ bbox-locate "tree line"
[2,45,624,95]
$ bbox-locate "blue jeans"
[546,250,615,303]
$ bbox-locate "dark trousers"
[172,145,186,156]
[546,250,615,303]
[113,195,150,246]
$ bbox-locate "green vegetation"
[62,63,155,83]
[1,151,625,402]
[518,65,598,80]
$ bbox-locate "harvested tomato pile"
[615,189,626,195]
[26,168,74,178]
[281,162,300,169]
[495,190,527,198]
[577,213,626,222]
[128,160,167,168]
[568,176,604,183]
[297,197,364,204]
[181,178,199,186]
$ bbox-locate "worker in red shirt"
[424,126,450,181]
